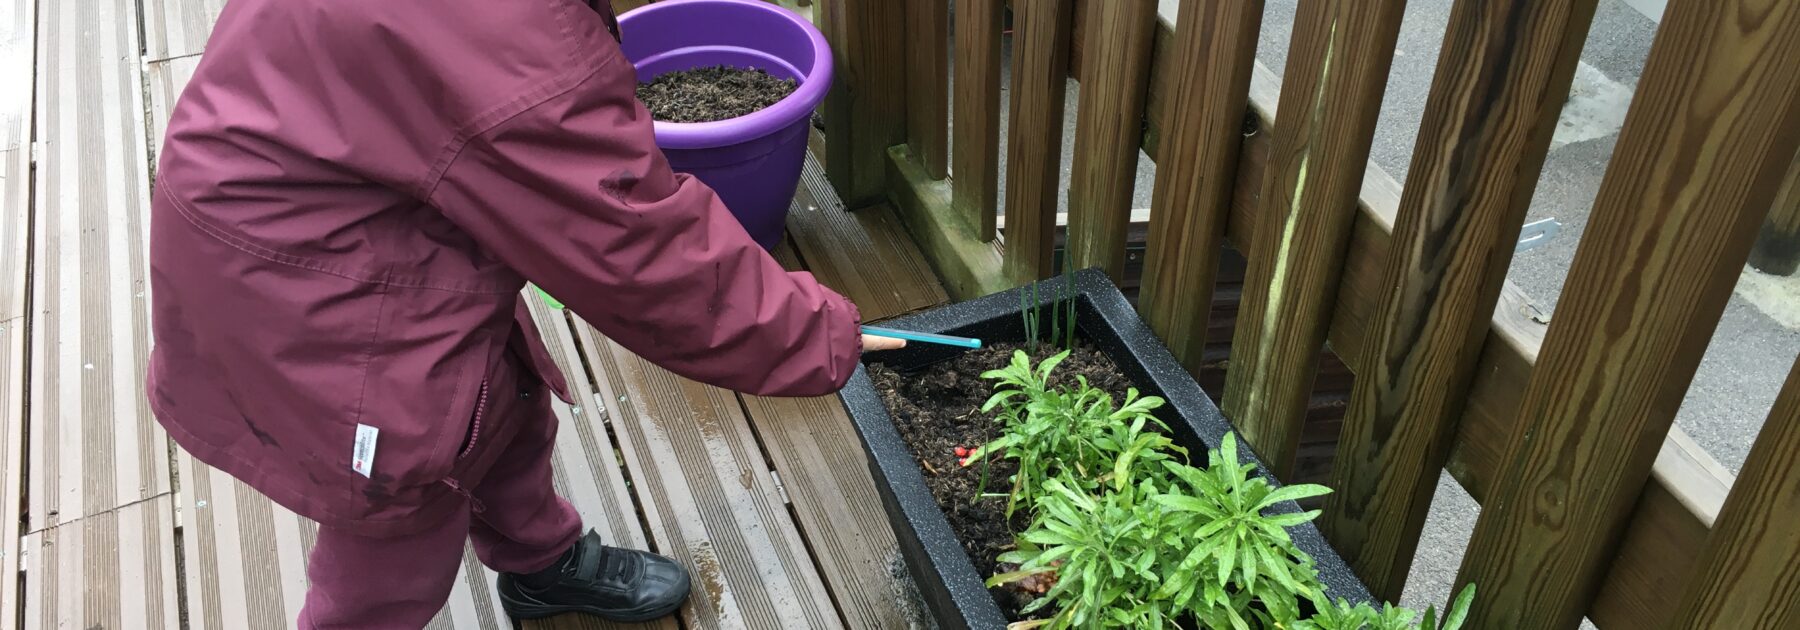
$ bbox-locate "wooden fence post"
[1454,0,1800,625]
[1317,0,1601,604]
[905,0,949,181]
[1220,0,1406,480]
[820,0,908,208]
[1668,354,1800,629]
[1748,150,1800,275]
[1133,0,1263,375]
[951,0,1004,241]
[1064,0,1156,280]
[1002,0,1075,284]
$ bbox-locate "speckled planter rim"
[839,268,1373,630]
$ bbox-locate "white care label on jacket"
[352,424,379,478]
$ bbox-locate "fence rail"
[818,0,1800,627]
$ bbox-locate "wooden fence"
[818,0,1800,627]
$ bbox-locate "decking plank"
[2,0,35,321]
[788,154,947,321]
[142,0,225,62]
[0,5,30,620]
[0,317,24,630]
[738,394,918,629]
[28,0,168,533]
[21,497,181,630]
[574,323,842,630]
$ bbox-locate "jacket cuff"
[824,290,863,391]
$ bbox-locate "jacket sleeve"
[426,54,862,397]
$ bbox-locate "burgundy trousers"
[298,354,584,629]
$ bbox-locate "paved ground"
[965,0,1794,619]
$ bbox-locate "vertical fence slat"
[1065,0,1152,280]
[951,0,1004,241]
[1220,0,1406,480]
[1002,0,1075,283]
[1133,0,1264,373]
[905,0,949,180]
[1669,354,1800,629]
[1748,150,1800,275]
[1065,0,1157,280]
[1317,0,1601,603]
[821,0,908,207]
[1454,0,1800,624]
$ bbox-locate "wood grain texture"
[950,0,1003,241]
[142,0,225,62]
[786,154,947,321]
[1219,0,1404,481]
[739,395,915,629]
[1317,0,1601,602]
[1747,150,1800,275]
[1132,0,1262,374]
[575,325,843,630]
[1065,0,1157,282]
[22,497,180,630]
[905,0,949,180]
[1667,355,1800,629]
[820,0,907,207]
[1001,0,1074,284]
[28,0,169,533]
[885,145,1012,300]
[1455,0,1800,624]
[1076,10,1741,626]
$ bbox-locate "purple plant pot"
[618,0,832,251]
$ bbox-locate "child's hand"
[861,334,907,352]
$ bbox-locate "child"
[145,0,900,627]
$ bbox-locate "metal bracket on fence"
[1516,218,1562,253]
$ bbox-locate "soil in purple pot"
[636,65,798,123]
[868,342,1134,621]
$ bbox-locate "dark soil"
[636,65,798,123]
[869,342,1133,620]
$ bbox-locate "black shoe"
[498,531,691,622]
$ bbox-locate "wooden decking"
[0,0,948,627]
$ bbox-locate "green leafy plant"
[1295,585,1476,630]
[1152,434,1333,627]
[969,350,1179,516]
[971,353,1478,629]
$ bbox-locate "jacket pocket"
[459,378,492,460]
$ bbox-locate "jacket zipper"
[460,379,491,460]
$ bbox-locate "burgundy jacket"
[147,0,862,537]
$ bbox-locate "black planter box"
[840,268,1373,630]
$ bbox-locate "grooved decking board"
[573,324,843,630]
[3,0,34,321]
[523,292,659,557]
[177,450,314,629]
[788,154,947,321]
[0,2,28,617]
[0,318,23,630]
[28,0,168,534]
[21,497,181,629]
[738,394,916,629]
[148,56,199,157]
[142,0,225,62]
